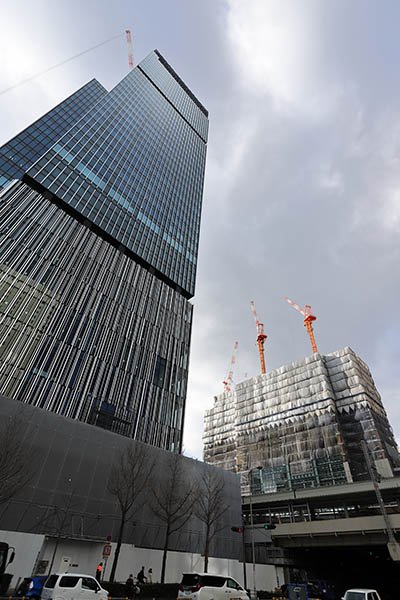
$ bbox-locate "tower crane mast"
[250,301,267,374]
[223,341,238,392]
[284,297,318,353]
[125,30,134,70]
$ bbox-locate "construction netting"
[203,347,400,494]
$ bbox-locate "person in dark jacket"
[137,567,147,585]
[125,574,135,599]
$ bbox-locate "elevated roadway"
[241,477,400,596]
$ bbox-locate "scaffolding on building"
[203,347,400,495]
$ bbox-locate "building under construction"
[203,347,400,494]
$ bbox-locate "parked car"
[178,573,248,600]
[17,576,48,600]
[41,573,108,600]
[342,591,381,600]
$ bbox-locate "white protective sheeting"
[203,347,399,491]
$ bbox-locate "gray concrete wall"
[0,396,241,560]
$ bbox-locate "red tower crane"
[223,341,238,392]
[250,301,267,374]
[284,297,318,353]
[125,30,134,70]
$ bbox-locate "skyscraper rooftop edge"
[154,49,209,118]
[137,50,209,142]
[136,63,208,145]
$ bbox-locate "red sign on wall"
[103,543,112,557]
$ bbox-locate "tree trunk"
[109,515,125,583]
[204,524,210,573]
[48,535,61,575]
[160,526,170,583]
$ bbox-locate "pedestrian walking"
[137,566,147,585]
[147,568,152,584]
[125,574,135,599]
[96,562,103,582]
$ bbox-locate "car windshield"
[346,594,365,600]
[82,578,99,591]
[44,575,58,589]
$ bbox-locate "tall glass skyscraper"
[0,50,208,451]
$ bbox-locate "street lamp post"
[249,493,257,600]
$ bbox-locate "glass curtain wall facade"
[0,50,208,451]
[0,79,107,191]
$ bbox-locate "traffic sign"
[103,543,112,558]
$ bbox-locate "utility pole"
[361,440,400,560]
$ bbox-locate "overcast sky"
[1,0,399,459]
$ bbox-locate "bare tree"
[107,442,153,582]
[195,469,228,572]
[45,488,78,574]
[150,453,195,583]
[0,412,34,504]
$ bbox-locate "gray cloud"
[0,0,398,459]
[185,0,400,457]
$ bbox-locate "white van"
[342,591,381,600]
[178,573,248,600]
[41,573,108,600]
